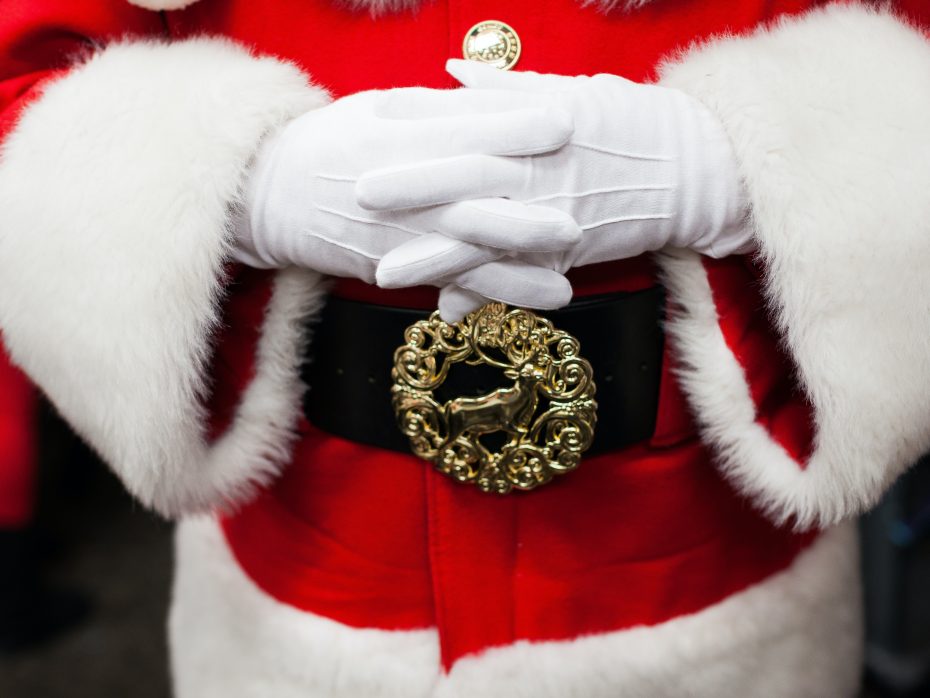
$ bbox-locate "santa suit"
[1,0,930,695]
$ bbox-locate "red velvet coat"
[2,1,929,695]
[201,0,824,668]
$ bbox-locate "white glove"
[369,61,752,311]
[233,89,582,311]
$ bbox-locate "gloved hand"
[233,88,582,312]
[368,61,752,315]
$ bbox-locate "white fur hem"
[0,39,329,517]
[170,516,862,697]
[656,3,930,528]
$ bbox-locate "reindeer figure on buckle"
[391,303,598,495]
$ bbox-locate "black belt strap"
[303,288,665,456]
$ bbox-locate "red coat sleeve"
[0,2,162,139]
[657,1,930,529]
[0,350,35,528]
[893,0,930,28]
[0,3,160,526]
[0,2,329,518]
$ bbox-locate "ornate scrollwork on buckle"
[391,303,597,494]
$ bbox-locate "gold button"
[462,20,521,71]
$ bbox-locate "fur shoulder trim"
[657,3,930,528]
[0,38,329,517]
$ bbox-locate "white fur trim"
[170,516,861,697]
[127,0,200,10]
[0,39,330,517]
[170,516,440,698]
[340,0,425,16]
[347,0,658,12]
[126,0,655,15]
[656,3,930,528]
[581,0,656,12]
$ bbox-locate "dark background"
[0,406,171,698]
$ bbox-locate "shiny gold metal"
[462,20,521,71]
[391,303,597,494]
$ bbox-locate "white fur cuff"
[0,39,329,517]
[657,3,930,528]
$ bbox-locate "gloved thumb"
[446,59,579,92]
[438,285,487,323]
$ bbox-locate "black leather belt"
[303,288,665,456]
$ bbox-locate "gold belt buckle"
[391,303,597,494]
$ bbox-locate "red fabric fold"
[0,349,35,528]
